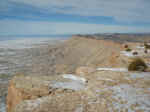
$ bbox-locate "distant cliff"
[75,33,150,43]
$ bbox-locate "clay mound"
[32,36,126,75]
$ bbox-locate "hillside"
[32,36,127,76]
[7,35,150,112]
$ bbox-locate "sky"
[0,0,150,35]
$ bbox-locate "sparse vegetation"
[128,58,148,71]
[126,48,132,52]
[0,74,10,79]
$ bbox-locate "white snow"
[0,103,6,112]
[24,97,49,111]
[96,78,114,82]
[49,74,87,91]
[147,63,150,67]
[75,105,83,112]
[0,51,16,56]
[129,72,150,79]
[62,74,87,83]
[136,46,145,49]
[0,37,63,49]
[121,49,148,57]
[120,51,135,57]
[111,84,150,112]
[51,81,85,91]
[96,68,128,72]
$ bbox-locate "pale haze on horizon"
[0,0,150,35]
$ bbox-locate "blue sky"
[0,0,150,35]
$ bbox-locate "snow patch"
[111,84,150,112]
[0,37,62,49]
[62,74,86,83]
[0,103,6,112]
[121,50,146,57]
[23,97,48,111]
[96,68,128,72]
[120,51,135,57]
[75,105,83,112]
[97,78,114,82]
[51,81,85,91]
[129,72,150,79]
[147,63,150,67]
[136,46,145,49]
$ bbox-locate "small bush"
[144,50,148,54]
[144,43,150,49]
[128,58,147,71]
[132,51,138,55]
[126,48,132,52]
[124,44,128,48]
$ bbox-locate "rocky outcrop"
[7,74,87,112]
[7,68,150,112]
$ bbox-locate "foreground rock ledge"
[7,70,150,112]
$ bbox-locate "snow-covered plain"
[0,37,66,49]
[0,36,67,112]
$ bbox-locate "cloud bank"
[0,0,150,35]
[7,0,150,23]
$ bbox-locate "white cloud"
[0,20,149,35]
[9,0,150,22]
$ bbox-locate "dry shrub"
[144,43,150,49]
[132,51,138,55]
[124,44,128,48]
[128,58,147,71]
[144,50,148,54]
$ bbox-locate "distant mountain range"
[75,33,150,43]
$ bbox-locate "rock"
[7,74,87,112]
[75,67,96,75]
[7,70,150,112]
